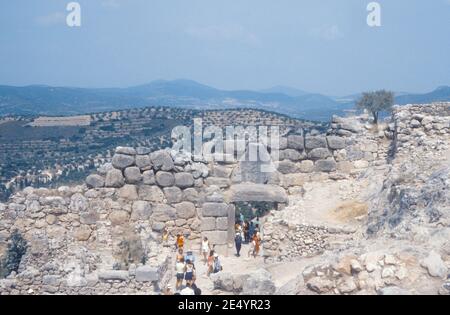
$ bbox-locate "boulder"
[305,136,327,149]
[142,170,156,185]
[183,188,199,203]
[138,185,164,202]
[163,187,183,204]
[174,172,194,188]
[135,155,152,171]
[131,201,152,220]
[136,147,152,155]
[315,160,337,173]
[421,251,448,278]
[276,160,299,174]
[152,204,177,222]
[98,270,129,281]
[299,160,314,173]
[216,217,229,231]
[86,174,105,188]
[327,136,346,150]
[118,184,138,200]
[306,277,335,294]
[174,202,196,219]
[152,222,166,232]
[308,148,331,160]
[135,266,159,282]
[226,184,288,203]
[150,150,174,171]
[280,149,305,161]
[69,193,88,213]
[156,171,175,187]
[202,203,229,217]
[112,154,135,169]
[201,217,216,231]
[241,269,276,295]
[105,169,125,188]
[109,210,130,225]
[287,135,304,150]
[116,146,136,155]
[73,225,92,241]
[124,167,142,184]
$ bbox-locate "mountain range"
[0,79,449,121]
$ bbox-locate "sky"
[0,0,449,96]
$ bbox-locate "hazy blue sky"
[0,0,449,95]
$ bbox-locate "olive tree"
[356,90,394,124]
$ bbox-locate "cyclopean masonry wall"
[1,102,448,294]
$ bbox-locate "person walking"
[175,257,186,291]
[213,253,222,274]
[201,237,210,264]
[176,233,185,250]
[235,232,242,257]
[206,250,215,276]
[176,248,184,263]
[162,227,169,246]
[184,259,195,286]
[243,221,250,243]
[252,233,262,258]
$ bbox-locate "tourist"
[235,232,242,257]
[184,259,195,286]
[201,237,211,264]
[176,248,184,263]
[248,222,255,241]
[239,212,245,225]
[175,257,186,291]
[180,282,195,295]
[162,227,169,246]
[206,250,215,276]
[213,253,222,274]
[248,235,256,257]
[163,284,173,295]
[243,220,250,243]
[252,233,261,258]
[176,233,185,250]
[185,250,196,267]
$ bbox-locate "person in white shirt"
[175,258,186,291]
[180,283,195,295]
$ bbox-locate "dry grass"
[330,201,368,222]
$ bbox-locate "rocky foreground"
[0,102,449,295]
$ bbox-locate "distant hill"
[395,86,450,105]
[260,85,308,97]
[0,80,448,121]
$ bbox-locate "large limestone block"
[174,202,196,219]
[105,169,125,188]
[305,136,327,149]
[287,135,304,150]
[174,172,194,188]
[112,154,135,169]
[117,184,138,200]
[131,201,152,220]
[151,204,177,222]
[202,203,229,217]
[314,160,337,173]
[326,136,346,150]
[86,174,105,188]
[138,185,164,202]
[150,150,174,171]
[226,184,288,203]
[163,187,183,204]
[155,171,175,187]
[135,266,159,282]
[308,148,331,160]
[124,167,142,184]
[202,231,228,245]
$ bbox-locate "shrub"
[0,230,28,278]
